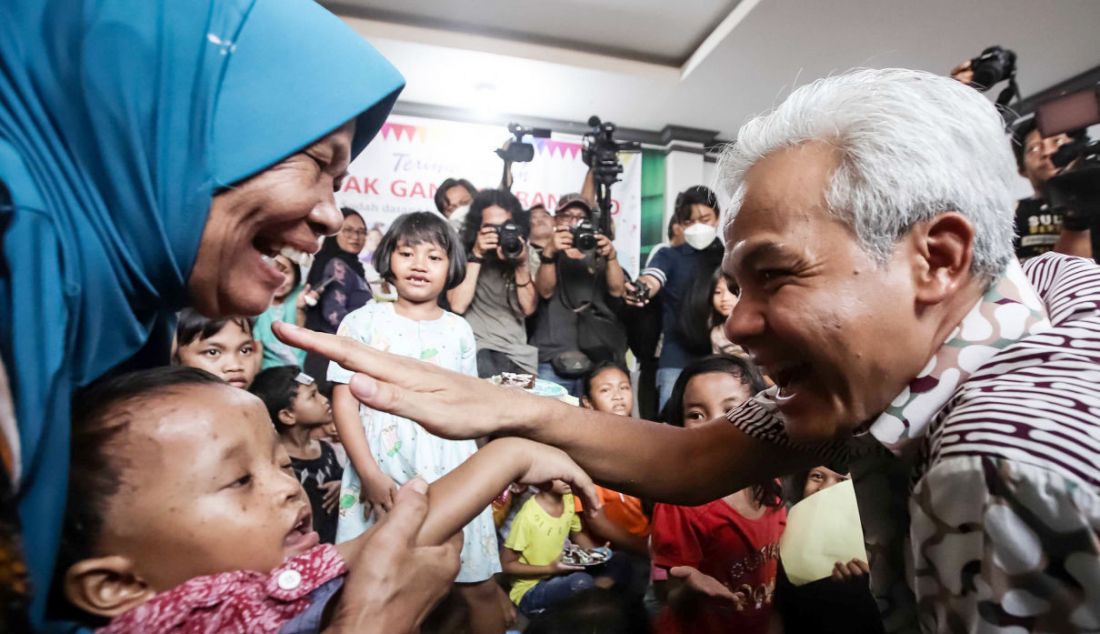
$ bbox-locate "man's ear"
[910,212,975,305]
[580,396,593,410]
[278,407,296,427]
[64,556,154,619]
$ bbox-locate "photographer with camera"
[448,188,540,377]
[1010,119,1090,259]
[625,186,725,409]
[951,50,1092,261]
[529,193,627,395]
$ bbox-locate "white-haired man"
[278,69,1100,633]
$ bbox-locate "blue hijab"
[0,0,403,622]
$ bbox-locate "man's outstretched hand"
[274,322,544,440]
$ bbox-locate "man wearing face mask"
[435,177,477,236]
[627,186,724,408]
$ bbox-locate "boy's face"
[94,384,316,593]
[176,320,260,389]
[582,368,632,417]
[291,382,332,426]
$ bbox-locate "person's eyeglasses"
[341,228,368,238]
[555,212,587,224]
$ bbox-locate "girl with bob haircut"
[328,212,512,630]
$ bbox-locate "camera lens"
[496,222,524,259]
[572,222,598,251]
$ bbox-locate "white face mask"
[683,223,717,250]
[448,204,470,223]
[447,204,470,234]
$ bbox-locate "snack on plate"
[489,374,570,401]
[561,543,611,567]
[499,372,536,389]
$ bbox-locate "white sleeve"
[326,308,371,385]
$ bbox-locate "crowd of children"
[52,205,877,633]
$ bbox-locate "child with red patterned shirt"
[650,355,786,634]
[55,366,598,632]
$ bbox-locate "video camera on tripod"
[496,123,551,192]
[1035,87,1100,229]
[582,115,640,241]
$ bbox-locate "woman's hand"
[320,480,342,514]
[273,322,544,440]
[361,470,400,519]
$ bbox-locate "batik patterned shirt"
[727,253,1100,633]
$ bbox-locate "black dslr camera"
[964,45,1021,119]
[495,221,525,260]
[571,220,599,251]
[969,46,1017,91]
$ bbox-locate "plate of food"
[561,543,612,567]
[490,373,570,400]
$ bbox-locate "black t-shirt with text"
[1014,198,1062,261]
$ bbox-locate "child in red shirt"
[650,355,786,634]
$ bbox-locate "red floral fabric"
[99,545,346,633]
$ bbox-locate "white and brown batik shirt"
[728,252,1100,633]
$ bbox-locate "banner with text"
[336,114,642,276]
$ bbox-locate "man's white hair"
[718,68,1017,278]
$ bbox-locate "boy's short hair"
[672,185,720,226]
[372,211,467,290]
[59,367,227,592]
[175,307,254,349]
[248,365,303,433]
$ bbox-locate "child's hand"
[361,471,400,520]
[669,566,737,603]
[297,283,319,310]
[831,558,870,581]
[504,438,600,515]
[320,480,341,514]
[551,555,585,574]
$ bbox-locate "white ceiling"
[333,0,1100,140]
[326,0,740,64]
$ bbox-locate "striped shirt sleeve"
[725,389,849,465]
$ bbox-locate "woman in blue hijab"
[0,0,408,625]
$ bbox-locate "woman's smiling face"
[187,121,353,317]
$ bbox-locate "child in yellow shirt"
[502,481,612,615]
